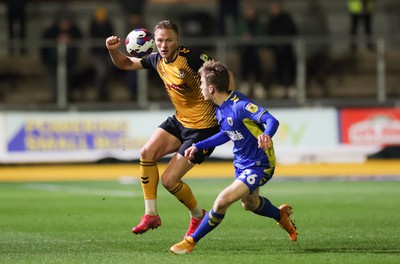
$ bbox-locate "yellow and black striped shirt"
[141,46,217,129]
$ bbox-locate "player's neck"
[214,91,231,107]
[164,47,180,64]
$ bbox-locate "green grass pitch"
[1,179,399,264]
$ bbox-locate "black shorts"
[159,115,220,164]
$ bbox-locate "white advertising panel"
[271,108,338,146]
[1,108,373,164]
[211,108,344,163]
[269,108,379,163]
[3,110,173,163]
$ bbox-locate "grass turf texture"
[0,179,399,264]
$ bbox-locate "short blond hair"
[154,20,179,36]
[199,60,230,92]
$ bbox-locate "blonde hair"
[154,20,179,36]
[199,60,230,92]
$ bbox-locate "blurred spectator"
[235,2,265,99]
[178,4,216,54]
[89,6,115,101]
[218,0,239,36]
[40,15,83,102]
[180,13,215,38]
[266,0,297,99]
[347,0,375,51]
[118,0,146,32]
[117,0,147,101]
[302,0,331,97]
[6,0,28,55]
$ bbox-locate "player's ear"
[209,85,215,95]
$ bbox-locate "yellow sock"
[139,159,159,200]
[169,181,197,210]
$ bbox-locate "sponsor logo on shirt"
[166,83,192,93]
[226,130,244,141]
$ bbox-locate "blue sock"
[191,209,225,242]
[253,196,280,221]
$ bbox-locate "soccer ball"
[125,28,155,58]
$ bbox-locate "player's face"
[154,28,179,62]
[200,76,212,101]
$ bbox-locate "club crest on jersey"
[178,70,186,79]
[227,117,233,126]
[245,103,258,113]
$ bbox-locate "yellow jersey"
[141,46,218,129]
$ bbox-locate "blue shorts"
[235,166,275,193]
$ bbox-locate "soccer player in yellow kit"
[106,20,233,237]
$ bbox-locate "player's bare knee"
[214,197,230,213]
[140,146,156,160]
[139,146,149,159]
[161,175,178,191]
[161,177,172,190]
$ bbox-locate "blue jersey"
[195,91,279,170]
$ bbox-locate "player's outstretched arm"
[105,35,143,71]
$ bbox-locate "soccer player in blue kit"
[170,60,297,255]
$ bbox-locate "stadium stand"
[0,0,399,107]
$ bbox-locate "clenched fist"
[106,35,122,50]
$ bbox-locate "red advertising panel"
[340,108,400,145]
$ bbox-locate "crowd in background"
[1,0,395,105]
